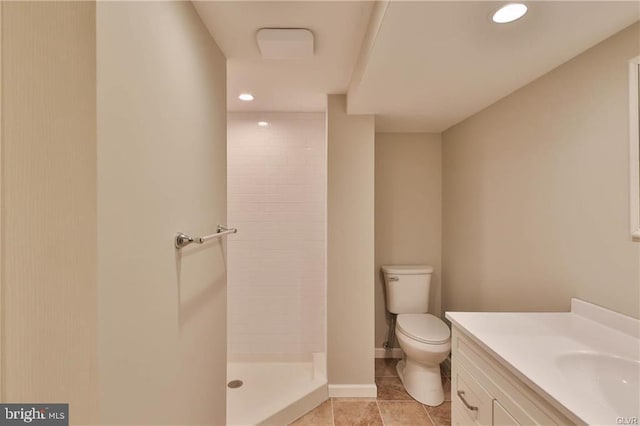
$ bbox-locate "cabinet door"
[453,363,494,425]
[453,398,477,425]
[493,400,520,426]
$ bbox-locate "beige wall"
[327,95,376,389]
[375,133,442,348]
[1,2,98,423]
[97,2,228,424]
[442,23,640,318]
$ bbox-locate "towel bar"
[175,225,237,249]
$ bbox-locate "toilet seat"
[397,314,450,345]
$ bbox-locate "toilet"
[382,265,451,406]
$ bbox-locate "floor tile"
[332,397,377,401]
[375,358,400,377]
[333,399,383,426]
[375,377,413,400]
[290,362,452,424]
[289,400,333,425]
[424,401,451,426]
[378,401,434,425]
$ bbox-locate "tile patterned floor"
[290,359,451,426]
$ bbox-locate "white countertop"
[446,299,640,426]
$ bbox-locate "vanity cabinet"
[450,327,574,426]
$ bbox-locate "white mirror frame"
[630,56,640,240]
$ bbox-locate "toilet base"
[396,358,444,406]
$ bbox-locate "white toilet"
[382,265,451,406]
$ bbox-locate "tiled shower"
[226,112,327,424]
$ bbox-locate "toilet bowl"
[395,313,451,406]
[381,265,451,407]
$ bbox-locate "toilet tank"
[382,265,434,314]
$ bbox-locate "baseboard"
[328,384,378,398]
[374,347,403,358]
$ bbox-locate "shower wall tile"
[227,113,326,357]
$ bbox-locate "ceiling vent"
[256,28,314,59]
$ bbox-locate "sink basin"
[556,351,640,416]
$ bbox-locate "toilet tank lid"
[381,265,434,275]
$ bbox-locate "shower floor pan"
[227,353,327,425]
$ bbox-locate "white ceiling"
[194,1,640,132]
[194,1,373,112]
[348,1,640,132]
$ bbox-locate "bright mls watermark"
[0,404,67,425]
[617,417,639,425]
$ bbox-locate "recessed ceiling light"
[492,3,528,24]
[239,93,254,101]
[257,121,269,127]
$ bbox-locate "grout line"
[330,396,335,426]
[375,400,386,426]
[423,404,437,426]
